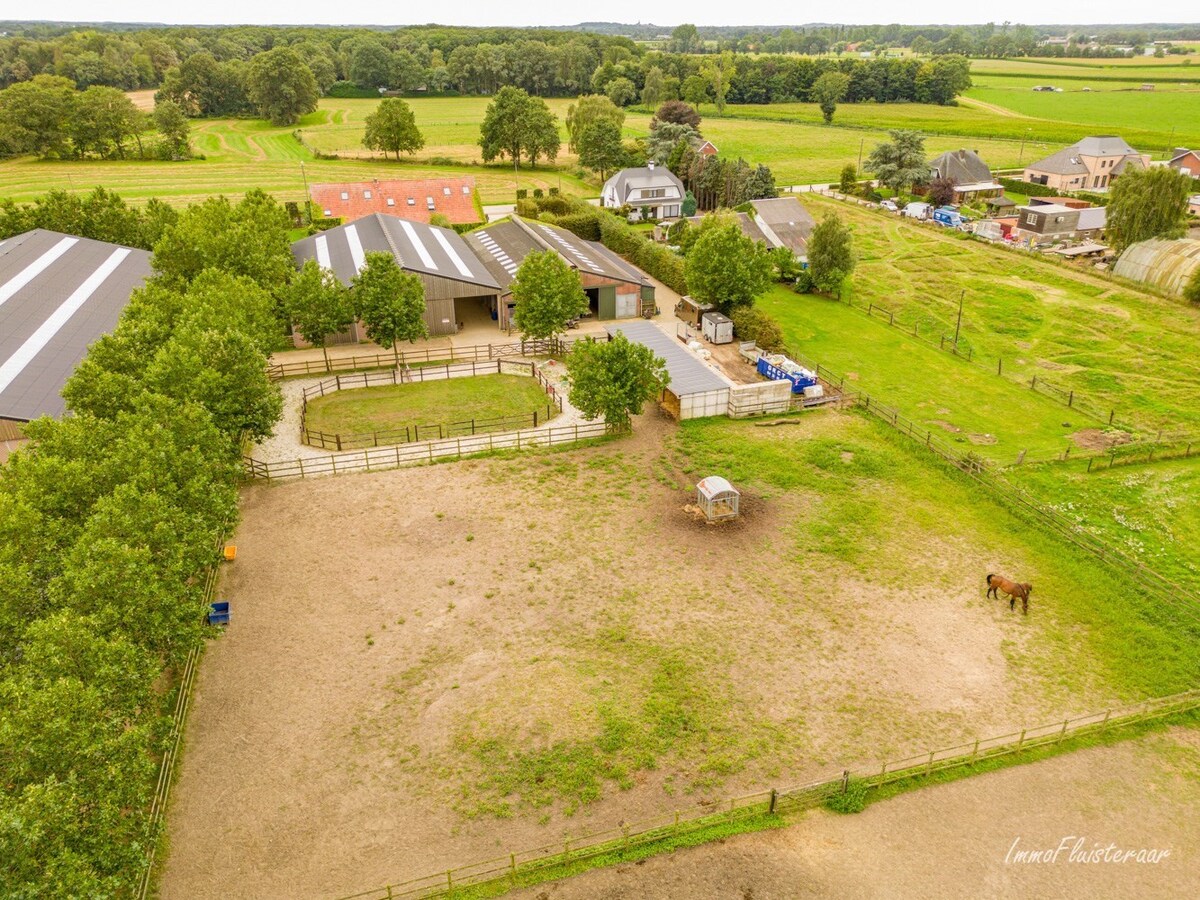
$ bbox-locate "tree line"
[0,74,191,159]
[0,189,294,896]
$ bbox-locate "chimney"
[647,160,656,171]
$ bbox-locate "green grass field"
[303,374,556,437]
[793,195,1200,438]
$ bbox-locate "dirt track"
[515,727,1200,900]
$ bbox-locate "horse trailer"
[701,311,734,345]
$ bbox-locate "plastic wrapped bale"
[696,475,740,521]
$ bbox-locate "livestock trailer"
[701,311,734,344]
[675,295,715,326]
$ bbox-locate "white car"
[880,199,899,213]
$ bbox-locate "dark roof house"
[929,149,993,184]
[0,230,151,425]
[601,162,686,219]
[685,197,816,259]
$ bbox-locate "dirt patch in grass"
[160,410,1176,899]
[968,433,998,445]
[932,419,962,433]
[1071,428,1134,451]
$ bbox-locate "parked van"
[902,202,931,220]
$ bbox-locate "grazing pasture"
[774,195,1200,443]
[160,409,1197,898]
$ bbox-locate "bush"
[825,778,869,814]
[793,269,814,293]
[515,189,528,200]
[427,155,458,166]
[326,80,378,99]
[730,307,785,352]
[533,188,544,199]
[516,198,539,218]
[998,176,1057,198]
[308,217,341,233]
[551,212,603,241]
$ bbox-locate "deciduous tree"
[605,76,637,107]
[479,86,559,168]
[865,129,927,194]
[353,251,428,364]
[565,94,624,155]
[362,97,425,159]
[641,66,666,108]
[246,47,319,126]
[1106,166,1192,252]
[652,99,701,129]
[684,221,773,313]
[285,259,356,370]
[811,71,850,124]
[566,333,669,430]
[806,213,855,294]
[510,250,587,340]
[153,98,191,158]
[578,120,626,180]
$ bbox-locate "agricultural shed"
[311,177,480,225]
[292,214,501,337]
[466,217,654,330]
[605,321,732,420]
[0,229,151,432]
[1113,239,1200,297]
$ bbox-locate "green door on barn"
[596,285,617,320]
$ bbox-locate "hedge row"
[0,196,288,896]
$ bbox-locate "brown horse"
[986,574,1032,614]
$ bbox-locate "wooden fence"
[136,531,228,900]
[297,360,565,450]
[244,421,615,482]
[334,687,1200,900]
[267,337,573,381]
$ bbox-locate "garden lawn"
[303,374,556,437]
[796,194,1200,438]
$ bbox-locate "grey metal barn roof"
[292,214,500,292]
[605,321,731,397]
[0,229,151,422]
[466,218,650,292]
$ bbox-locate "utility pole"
[953,290,965,347]
[1018,129,1029,164]
[299,161,311,224]
[857,137,864,175]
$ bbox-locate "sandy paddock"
[162,410,1126,899]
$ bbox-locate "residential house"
[466,217,655,329]
[601,162,686,219]
[291,214,501,339]
[692,137,719,157]
[927,149,1003,201]
[683,196,816,259]
[1023,136,1150,192]
[1190,195,1200,216]
[1074,206,1108,241]
[1167,148,1200,178]
[310,176,481,226]
[0,230,152,439]
[1013,204,1080,244]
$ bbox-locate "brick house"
[1023,136,1150,192]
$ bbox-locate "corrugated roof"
[0,229,151,421]
[605,321,731,396]
[1114,239,1200,296]
[311,177,480,225]
[292,214,500,292]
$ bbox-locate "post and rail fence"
[333,688,1200,900]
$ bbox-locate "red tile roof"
[310,177,481,225]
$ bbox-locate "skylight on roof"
[443,187,451,195]
[340,192,349,200]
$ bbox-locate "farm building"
[0,230,151,440]
[684,197,815,259]
[1113,239,1200,297]
[605,321,732,419]
[1023,136,1150,192]
[310,177,481,225]
[1166,148,1200,178]
[927,149,1003,202]
[1013,204,1080,243]
[292,214,501,338]
[465,217,655,330]
[601,162,686,220]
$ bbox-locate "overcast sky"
[12,3,1198,28]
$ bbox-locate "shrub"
[516,189,528,200]
[825,778,869,814]
[552,212,603,241]
[730,307,785,352]
[533,188,544,199]
[326,80,378,98]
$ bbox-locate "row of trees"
[0,75,191,159]
[0,187,179,249]
[0,190,293,896]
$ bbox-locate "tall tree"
[681,75,710,107]
[641,66,666,108]
[565,94,624,155]
[806,213,856,294]
[348,40,394,91]
[246,47,318,126]
[479,86,559,169]
[352,252,428,365]
[605,77,637,107]
[566,333,669,431]
[0,74,76,157]
[510,250,587,340]
[578,120,627,181]
[362,97,425,160]
[153,98,191,159]
[652,100,701,130]
[647,122,698,165]
[1106,166,1192,252]
[685,221,773,314]
[701,53,734,114]
[71,86,145,158]
[865,129,927,193]
[285,259,356,370]
[811,71,850,124]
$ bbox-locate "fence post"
[1016,729,1026,751]
[769,788,778,815]
[336,434,342,452]
[510,854,516,875]
[1057,719,1069,744]
[1109,409,1115,425]
[841,770,850,794]
[970,738,979,764]
[997,358,1003,376]
[446,871,452,889]
[925,751,934,776]
[1030,375,1037,390]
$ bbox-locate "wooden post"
[1030,375,1037,390]
[970,738,979,764]
[446,871,452,889]
[1109,409,1115,425]
[769,788,778,814]
[298,457,305,479]
[841,769,850,793]
[1101,709,1111,731]
[1087,458,1094,473]
[1068,390,1074,407]
[1057,719,1069,743]
[1016,729,1026,751]
[510,854,516,874]
[336,434,342,451]
[925,751,934,776]
[997,358,1003,376]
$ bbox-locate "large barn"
[0,229,151,441]
[292,214,502,338]
[465,217,655,330]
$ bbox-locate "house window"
[364,190,372,199]
[407,198,415,205]
[426,196,435,209]
[443,187,451,195]
[340,192,349,200]
[386,198,395,206]
[1025,213,1037,225]
[462,185,471,194]
[323,209,332,216]
[640,188,665,199]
